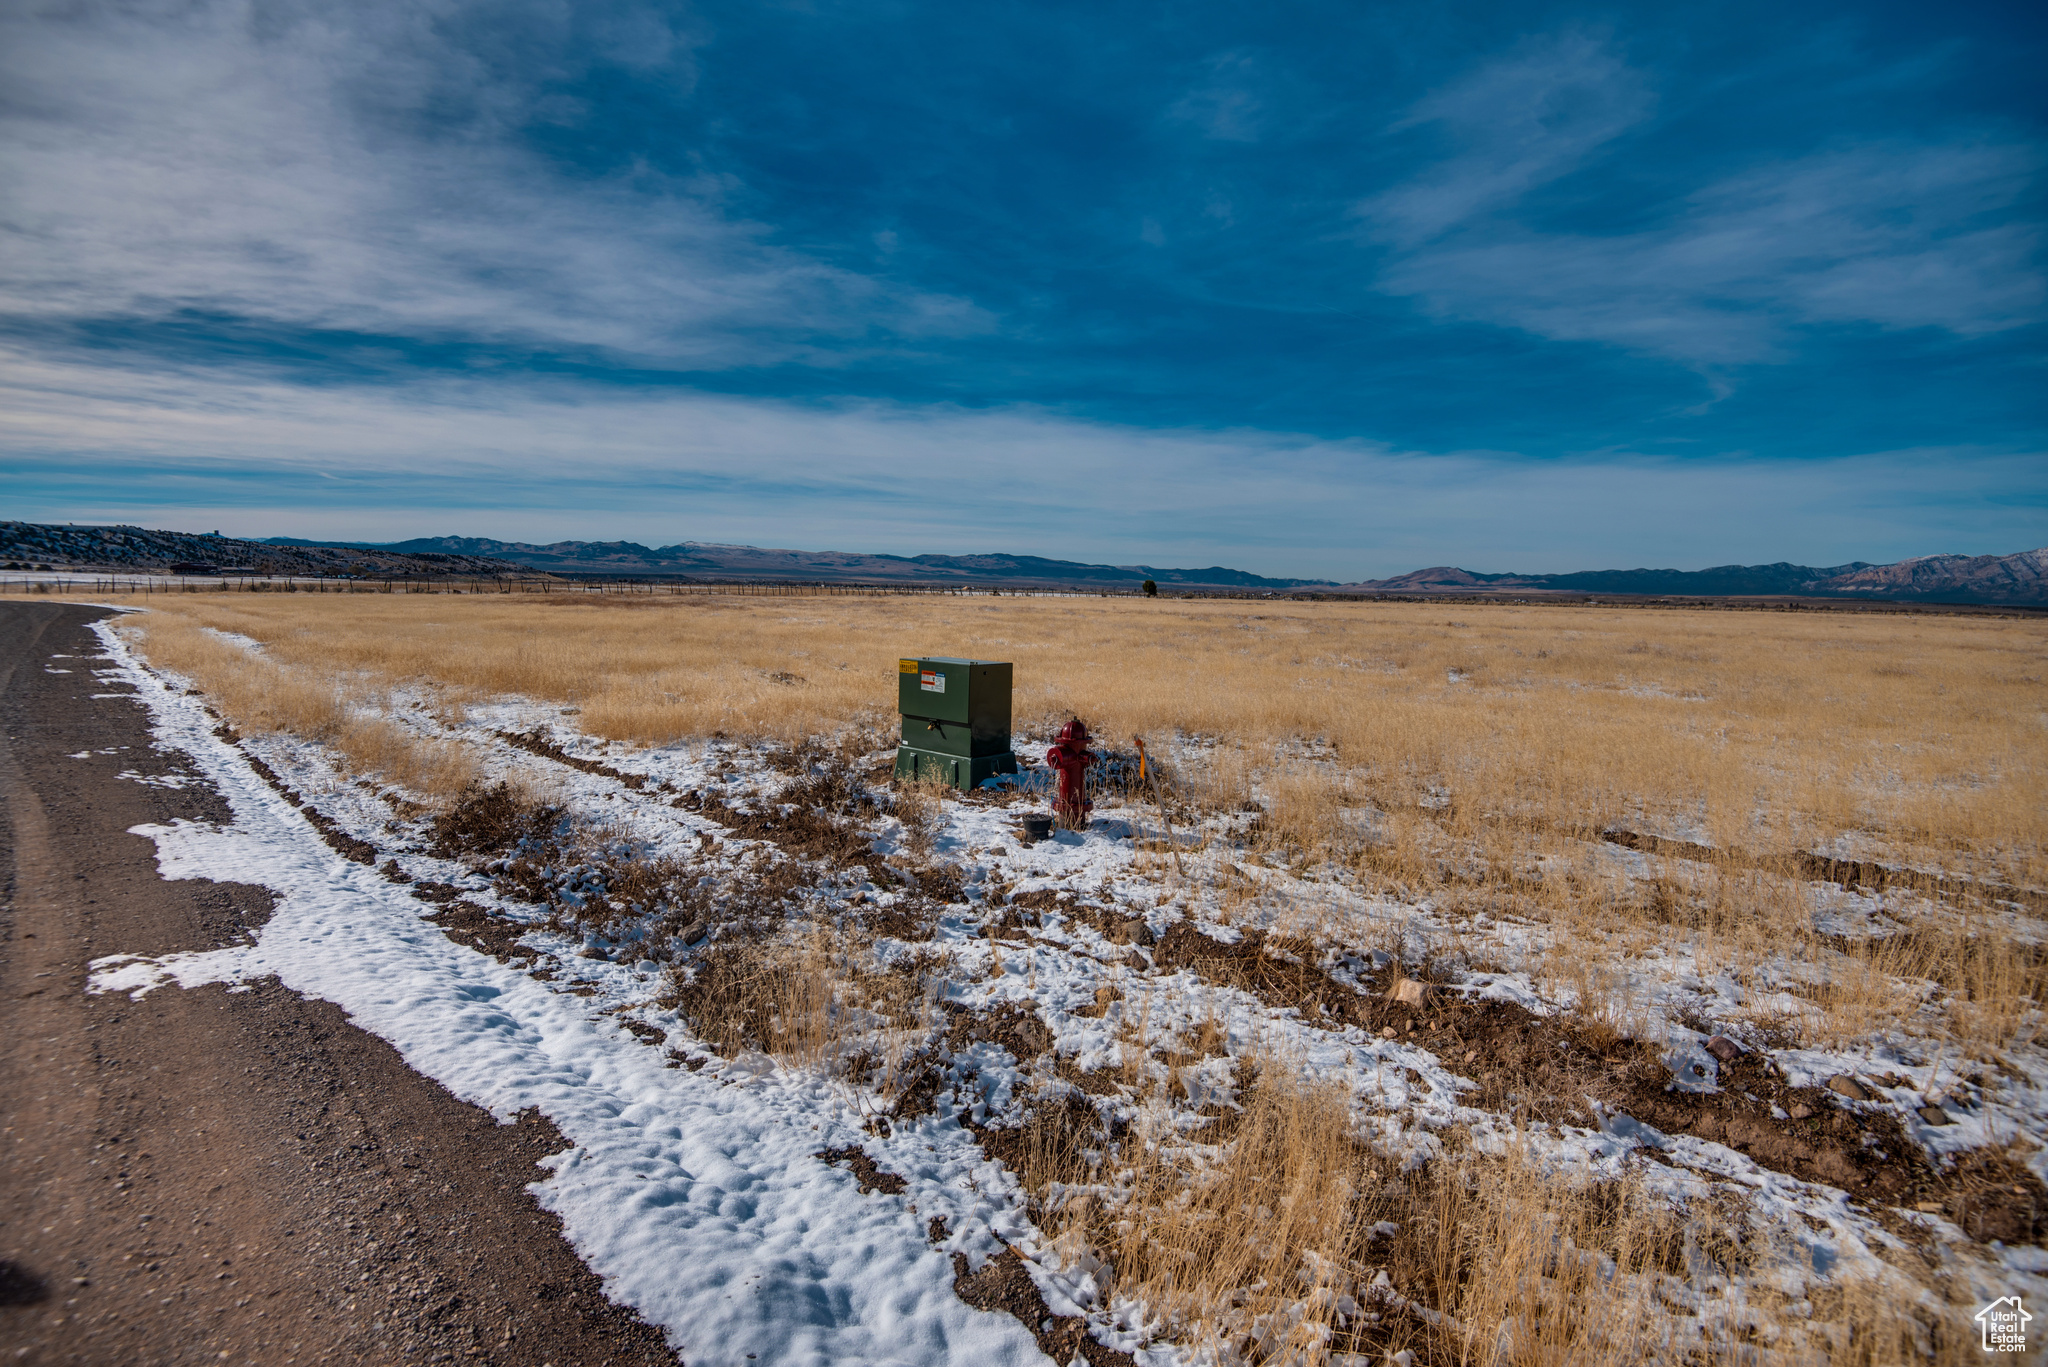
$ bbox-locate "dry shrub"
[1046,1060,1369,1357]
[892,773,951,858]
[665,937,841,1065]
[1794,1276,1986,1367]
[430,779,561,859]
[1257,763,1360,860]
[1182,741,1257,819]
[1808,918,2045,1056]
[1019,1057,1983,1366]
[1938,923,2046,1050]
[987,1092,1108,1196]
[1368,1146,1995,1367]
[662,930,945,1087]
[1354,807,1438,888]
[330,716,479,800]
[1538,952,1657,1047]
[1387,1153,1686,1366]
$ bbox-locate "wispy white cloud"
[1358,30,1653,247]
[1168,52,1268,143]
[2,348,2037,577]
[1356,33,2045,364]
[0,0,987,362]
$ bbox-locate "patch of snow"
[201,628,267,654]
[116,768,201,790]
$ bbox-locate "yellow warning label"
[899,659,918,673]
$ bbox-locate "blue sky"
[1,0,2041,578]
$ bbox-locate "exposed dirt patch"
[1930,1145,2048,1244]
[815,1146,908,1195]
[888,1058,948,1122]
[498,727,649,789]
[970,1092,1117,1194]
[1443,1001,1952,1206]
[951,1246,1135,1367]
[946,1001,1053,1061]
[422,897,537,962]
[1006,887,1072,914]
[617,1018,666,1046]
[1055,1053,1127,1097]
[854,896,938,942]
[985,901,1034,941]
[439,781,829,960]
[907,860,968,906]
[1153,922,1375,1027]
[1003,891,1156,953]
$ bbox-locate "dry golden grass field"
[66,587,2048,1363]
[115,590,2047,873]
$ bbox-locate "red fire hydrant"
[1044,718,1097,829]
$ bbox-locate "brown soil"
[1002,889,1153,951]
[885,1059,947,1122]
[945,1001,1053,1061]
[1054,1056,1125,1097]
[1930,1146,2047,1245]
[0,603,680,1367]
[497,728,649,789]
[971,1093,1112,1186]
[853,896,938,943]
[951,1246,1133,1367]
[813,1147,907,1195]
[1152,922,1360,1020]
[419,898,538,963]
[1448,1007,1935,1200]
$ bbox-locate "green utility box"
[893,656,1019,790]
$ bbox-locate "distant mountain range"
[1342,551,2048,604]
[264,535,2048,604]
[258,536,1329,589]
[6,521,2042,604]
[1,522,525,578]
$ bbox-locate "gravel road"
[0,601,681,1367]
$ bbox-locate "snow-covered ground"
[79,618,2047,1364]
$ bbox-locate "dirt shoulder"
[0,602,678,1367]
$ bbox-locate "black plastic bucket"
[1020,812,1054,843]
